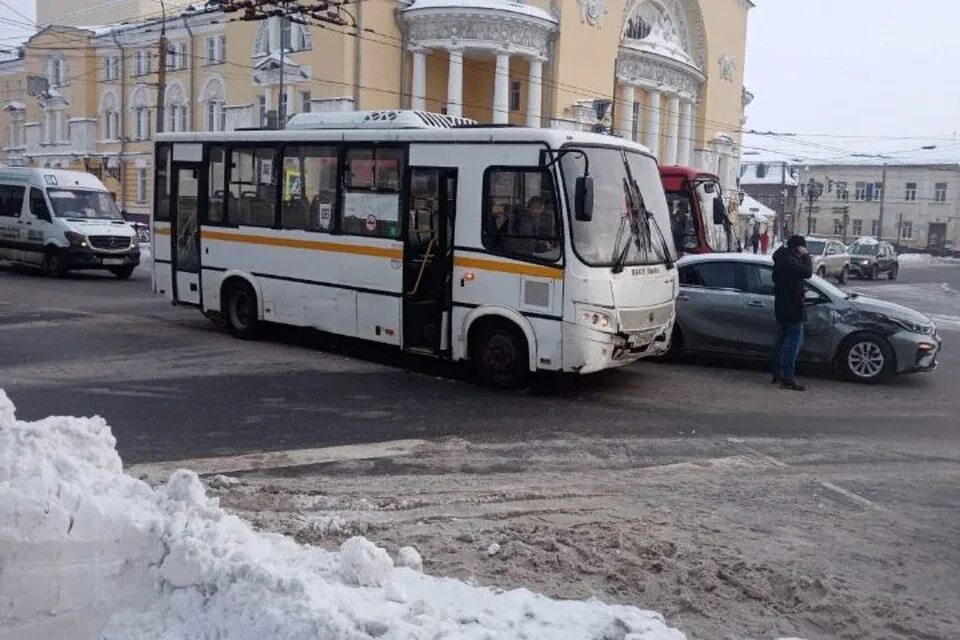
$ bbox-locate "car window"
[804,283,830,304]
[685,262,739,290]
[744,264,775,296]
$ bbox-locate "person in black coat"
[772,235,814,390]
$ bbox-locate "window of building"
[854,182,866,201]
[281,146,338,231]
[482,168,560,262]
[905,182,917,201]
[228,147,277,227]
[205,35,226,65]
[755,163,767,179]
[509,79,522,112]
[279,92,289,119]
[631,100,641,142]
[133,49,151,77]
[201,78,225,132]
[900,220,913,239]
[136,167,148,204]
[165,84,187,133]
[207,146,226,223]
[300,91,311,113]
[0,184,25,217]
[833,218,844,235]
[103,55,120,81]
[852,219,862,236]
[870,219,879,236]
[258,95,267,127]
[935,182,947,202]
[873,181,883,202]
[46,56,68,87]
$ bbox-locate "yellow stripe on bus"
[200,229,403,260]
[153,226,171,236]
[454,256,564,280]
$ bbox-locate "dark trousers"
[773,322,804,381]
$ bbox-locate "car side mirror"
[712,197,727,225]
[575,175,594,222]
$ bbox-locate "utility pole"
[895,212,904,249]
[877,162,888,240]
[804,177,824,236]
[778,161,786,244]
[156,0,167,133]
[278,0,287,128]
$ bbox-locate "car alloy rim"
[848,341,885,378]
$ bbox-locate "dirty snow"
[0,389,686,640]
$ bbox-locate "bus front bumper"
[564,321,672,375]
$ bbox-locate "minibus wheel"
[471,320,529,389]
[223,279,260,340]
[42,250,67,278]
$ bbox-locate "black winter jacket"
[772,246,814,324]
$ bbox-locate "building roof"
[740,193,775,221]
[740,162,798,186]
[402,0,557,23]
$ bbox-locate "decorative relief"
[621,0,705,69]
[718,55,736,81]
[616,51,702,96]
[405,14,554,58]
[577,0,608,28]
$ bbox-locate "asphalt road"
[1,259,958,464]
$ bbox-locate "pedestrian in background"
[760,227,770,254]
[750,224,760,254]
[772,235,813,390]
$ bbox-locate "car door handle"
[746,300,765,308]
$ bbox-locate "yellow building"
[1,0,752,220]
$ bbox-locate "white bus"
[0,168,140,278]
[152,110,677,386]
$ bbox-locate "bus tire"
[470,319,529,389]
[42,248,67,278]
[110,266,135,280]
[222,279,260,340]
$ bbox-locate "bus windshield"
[48,189,123,221]
[562,146,677,267]
[694,180,735,252]
[666,191,700,252]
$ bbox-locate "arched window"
[200,77,226,132]
[165,83,188,132]
[625,15,651,40]
[100,91,119,141]
[131,86,153,141]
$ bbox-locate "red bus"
[659,165,738,255]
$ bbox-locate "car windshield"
[851,243,878,256]
[47,189,123,221]
[810,273,850,300]
[561,146,676,266]
[806,240,826,255]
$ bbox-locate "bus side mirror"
[575,176,594,222]
[713,198,727,225]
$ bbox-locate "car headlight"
[64,231,88,248]
[577,306,617,333]
[860,259,871,265]
[890,316,935,335]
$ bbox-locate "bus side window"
[482,168,560,263]
[281,146,338,232]
[229,148,278,228]
[155,144,171,222]
[207,146,226,223]
[341,147,403,239]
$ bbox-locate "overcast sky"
[2,0,958,160]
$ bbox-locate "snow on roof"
[740,162,798,186]
[403,0,557,23]
[739,193,775,221]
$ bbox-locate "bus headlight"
[577,306,617,333]
[64,231,89,248]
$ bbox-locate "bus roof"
[0,167,109,191]
[659,165,719,181]
[155,111,656,158]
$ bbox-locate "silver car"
[805,237,851,283]
[669,254,941,382]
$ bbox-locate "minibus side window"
[0,185,25,218]
[29,188,51,221]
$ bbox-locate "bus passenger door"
[170,163,202,305]
[404,168,456,355]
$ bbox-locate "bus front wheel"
[471,320,529,389]
[223,279,260,340]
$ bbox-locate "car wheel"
[837,266,849,284]
[888,264,899,280]
[867,265,878,280]
[471,322,529,389]
[42,250,67,278]
[110,266,135,280]
[839,334,893,383]
[222,280,260,340]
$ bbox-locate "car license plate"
[102,258,124,266]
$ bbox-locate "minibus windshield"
[48,189,123,221]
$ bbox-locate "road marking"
[127,438,428,483]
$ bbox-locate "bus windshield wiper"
[622,154,675,271]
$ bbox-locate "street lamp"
[801,177,824,235]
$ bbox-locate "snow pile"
[0,390,686,640]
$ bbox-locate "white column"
[526,57,543,128]
[678,97,693,166]
[618,83,634,140]
[411,48,427,111]
[645,89,661,158]
[664,93,680,166]
[492,52,510,124]
[683,98,696,166]
[446,48,464,118]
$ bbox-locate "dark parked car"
[849,240,899,280]
[669,254,941,382]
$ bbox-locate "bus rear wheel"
[471,321,529,389]
[223,280,260,340]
